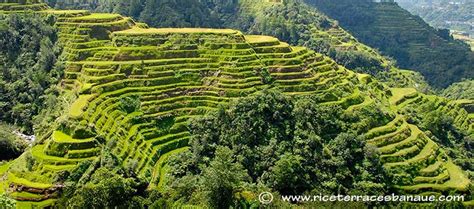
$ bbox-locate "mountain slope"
[396,0,473,37]
[442,80,474,100]
[44,0,433,92]
[0,1,472,208]
[307,0,474,88]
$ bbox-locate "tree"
[66,167,140,209]
[0,194,16,209]
[265,154,310,195]
[200,146,249,208]
[119,96,141,114]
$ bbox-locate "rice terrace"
[0,0,472,208]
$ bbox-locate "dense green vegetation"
[0,13,62,133]
[57,150,147,208]
[0,1,472,208]
[160,90,389,207]
[0,193,16,208]
[442,80,474,100]
[307,0,474,88]
[396,0,473,37]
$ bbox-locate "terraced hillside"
[42,0,387,66]
[307,0,474,88]
[383,88,473,190]
[0,0,47,12]
[392,88,473,131]
[43,0,432,92]
[0,1,472,208]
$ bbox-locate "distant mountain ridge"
[396,0,473,37]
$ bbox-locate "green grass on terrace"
[384,139,438,168]
[52,130,94,143]
[244,35,279,43]
[377,124,422,154]
[413,170,449,184]
[68,13,120,20]
[390,88,417,106]
[452,99,473,107]
[114,27,240,35]
[10,191,43,199]
[8,172,52,189]
[419,161,443,176]
[0,162,10,176]
[69,94,95,118]
[32,144,96,164]
[0,162,11,194]
[42,9,89,15]
[398,161,470,192]
[442,161,471,190]
[365,115,401,139]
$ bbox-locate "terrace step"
[380,138,427,163]
[33,145,96,165]
[7,173,52,190]
[50,131,97,149]
[42,164,78,172]
[390,88,418,106]
[59,13,123,23]
[378,124,423,155]
[66,147,101,159]
[419,161,445,177]
[365,115,403,140]
[384,139,439,169]
[397,161,470,193]
[413,169,450,184]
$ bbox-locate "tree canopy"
[0,14,62,133]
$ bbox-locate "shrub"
[119,96,141,114]
[0,194,16,209]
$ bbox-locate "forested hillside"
[0,0,473,208]
[307,0,473,88]
[0,13,64,165]
[0,13,62,133]
[396,0,473,37]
